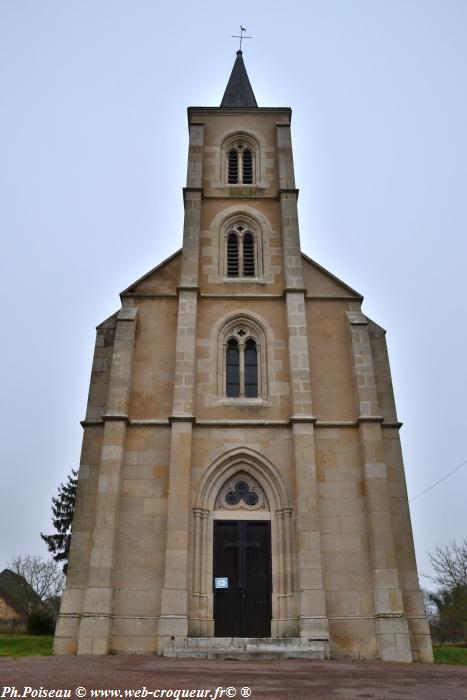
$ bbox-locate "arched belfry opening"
[189,450,297,639]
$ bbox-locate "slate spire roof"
[221,50,258,108]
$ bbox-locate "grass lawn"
[433,645,467,665]
[0,635,466,664]
[0,634,54,657]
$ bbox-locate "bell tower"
[156,49,330,653]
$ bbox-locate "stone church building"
[55,51,433,662]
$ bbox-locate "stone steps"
[163,637,328,660]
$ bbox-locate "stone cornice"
[346,310,368,326]
[130,419,171,426]
[357,415,384,425]
[183,187,203,205]
[80,416,403,429]
[188,106,292,120]
[117,307,137,322]
[289,415,317,425]
[305,295,363,302]
[201,194,282,201]
[121,293,178,299]
[101,413,129,423]
[176,286,200,296]
[279,188,299,198]
[169,415,196,424]
[201,293,283,299]
[283,287,307,295]
[195,419,290,427]
[119,292,363,301]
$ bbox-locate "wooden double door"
[213,520,272,637]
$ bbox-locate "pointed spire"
[221,51,258,108]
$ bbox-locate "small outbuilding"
[0,568,40,632]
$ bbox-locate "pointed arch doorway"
[213,472,272,637]
[190,451,297,640]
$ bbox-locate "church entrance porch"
[187,454,302,642]
[213,520,271,637]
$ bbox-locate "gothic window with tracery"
[226,141,256,184]
[226,224,256,278]
[224,327,258,398]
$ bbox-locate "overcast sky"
[1,0,466,587]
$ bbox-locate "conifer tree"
[41,469,78,574]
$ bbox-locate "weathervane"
[232,26,252,51]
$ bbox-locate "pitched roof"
[0,569,41,617]
[221,51,258,108]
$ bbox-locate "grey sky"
[1,0,466,587]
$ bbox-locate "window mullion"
[239,234,244,278]
[238,150,243,184]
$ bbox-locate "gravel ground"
[0,655,466,700]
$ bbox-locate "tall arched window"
[244,339,258,397]
[228,150,239,184]
[226,339,240,397]
[242,150,253,184]
[225,225,257,278]
[222,325,262,399]
[242,232,255,276]
[226,232,239,276]
[225,140,256,185]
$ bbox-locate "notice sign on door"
[215,577,228,589]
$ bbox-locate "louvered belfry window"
[228,149,239,184]
[226,142,255,184]
[226,225,256,279]
[242,149,253,184]
[227,232,239,276]
[242,232,255,276]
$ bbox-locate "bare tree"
[428,538,467,589]
[8,554,65,604]
[427,538,467,643]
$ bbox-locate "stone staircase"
[163,637,328,660]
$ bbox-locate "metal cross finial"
[232,25,252,51]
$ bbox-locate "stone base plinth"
[163,637,329,660]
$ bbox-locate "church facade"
[55,52,433,662]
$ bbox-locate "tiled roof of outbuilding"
[0,569,40,618]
